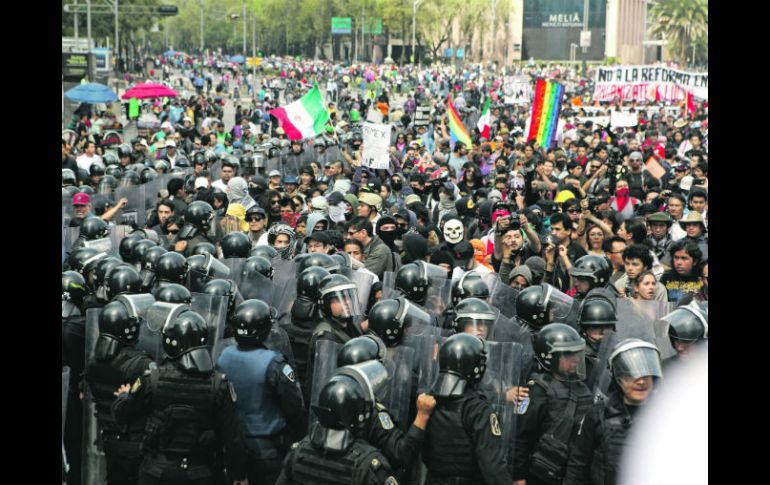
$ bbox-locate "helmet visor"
[324,287,363,319]
[456,318,493,340]
[612,346,663,381]
[541,283,574,323]
[554,350,587,381]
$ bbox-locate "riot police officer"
[155,283,193,304]
[423,333,512,485]
[452,297,498,340]
[84,300,156,485]
[444,270,491,329]
[564,339,664,485]
[577,298,617,385]
[221,232,252,259]
[662,302,708,372]
[151,252,188,297]
[105,265,143,300]
[176,201,216,256]
[216,299,307,485]
[394,261,447,308]
[62,270,89,485]
[112,310,249,485]
[306,273,364,397]
[514,323,593,485]
[569,255,614,301]
[285,266,331,401]
[276,362,401,485]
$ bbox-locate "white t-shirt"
[76,153,102,171]
[211,179,229,193]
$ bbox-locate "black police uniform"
[111,362,249,485]
[276,424,399,485]
[216,343,307,485]
[513,373,593,485]
[305,319,361,397]
[85,346,155,485]
[366,401,425,473]
[62,310,86,485]
[423,387,511,485]
[563,388,639,485]
[284,303,318,402]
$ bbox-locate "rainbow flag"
[527,79,564,149]
[447,94,472,149]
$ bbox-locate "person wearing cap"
[305,230,333,255]
[211,159,237,193]
[347,216,393,279]
[159,139,179,168]
[266,170,282,191]
[357,192,382,233]
[646,211,674,269]
[282,175,299,197]
[246,207,270,247]
[678,211,708,261]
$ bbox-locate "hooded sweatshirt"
[227,177,257,211]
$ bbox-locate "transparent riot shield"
[281,155,302,177]
[381,346,417,432]
[478,340,522,463]
[307,339,342,433]
[115,185,147,228]
[62,366,71,478]
[210,160,223,181]
[190,293,228,357]
[266,153,282,174]
[65,226,81,251]
[615,298,663,343]
[82,308,108,485]
[381,271,400,300]
[588,330,620,401]
[272,259,298,325]
[541,283,575,323]
[341,268,374,310]
[187,253,233,292]
[654,301,692,361]
[490,278,520,319]
[83,237,112,255]
[424,276,452,315]
[402,333,444,395]
[142,302,188,361]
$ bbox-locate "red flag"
[654,86,661,103]
[686,91,696,119]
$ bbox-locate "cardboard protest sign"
[362,122,391,170]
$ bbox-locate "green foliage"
[649,0,708,66]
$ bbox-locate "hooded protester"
[401,233,429,265]
[227,176,257,211]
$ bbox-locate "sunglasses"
[246,216,264,222]
[167,229,179,235]
[567,208,581,214]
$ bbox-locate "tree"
[649,0,708,66]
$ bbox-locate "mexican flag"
[477,97,491,140]
[268,83,329,140]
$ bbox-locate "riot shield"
[187,253,233,292]
[115,185,147,228]
[272,259,298,325]
[654,301,690,361]
[210,160,223,181]
[62,366,70,477]
[380,271,400,300]
[381,346,417,432]
[189,292,228,356]
[490,281,520,319]
[541,283,575,323]
[307,339,342,433]
[402,333,444,394]
[64,226,81,252]
[614,298,664,343]
[266,152,282,174]
[588,330,621,400]
[281,155,302,177]
[424,276,452,314]
[142,302,188,361]
[82,308,108,485]
[478,340,522,461]
[83,237,112,255]
[341,268,374,310]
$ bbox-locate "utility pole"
[115,0,119,73]
[361,0,365,61]
[490,0,499,63]
[86,0,93,79]
[581,0,588,75]
[252,12,257,97]
[74,0,79,40]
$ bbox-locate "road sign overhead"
[331,17,352,35]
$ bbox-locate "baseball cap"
[358,192,383,211]
[629,151,643,161]
[194,177,209,190]
[165,140,177,148]
[404,194,421,206]
[72,193,91,206]
[268,170,282,178]
[453,241,475,262]
[283,175,298,185]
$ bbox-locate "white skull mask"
[443,219,464,244]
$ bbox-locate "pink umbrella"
[121,83,178,100]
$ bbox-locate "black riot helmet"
[191,242,217,256]
[62,270,88,306]
[79,217,110,240]
[89,163,106,177]
[105,265,142,300]
[297,266,331,300]
[395,261,446,304]
[155,252,188,283]
[251,244,278,260]
[156,283,193,304]
[337,335,386,367]
[515,284,573,331]
[533,323,587,381]
[117,143,132,159]
[119,233,144,261]
[313,361,387,432]
[244,255,274,280]
[162,310,214,372]
[570,255,612,292]
[121,170,141,186]
[451,270,491,306]
[62,168,77,186]
[70,246,100,274]
[368,296,432,347]
[186,253,231,291]
[317,274,362,326]
[141,245,168,272]
[96,300,141,357]
[202,278,239,315]
[193,151,206,166]
[220,232,252,259]
[665,302,708,347]
[94,257,126,290]
[331,252,353,273]
[579,296,617,328]
[183,201,215,230]
[231,299,276,346]
[433,333,488,397]
[609,339,663,387]
[102,152,118,166]
[129,239,157,265]
[452,297,497,339]
[296,252,337,275]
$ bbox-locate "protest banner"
[593,65,708,102]
[362,122,391,169]
[610,110,639,127]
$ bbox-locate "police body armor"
[216,346,287,458]
[143,364,222,463]
[88,347,152,438]
[288,424,385,485]
[527,372,593,484]
[589,391,632,485]
[424,391,481,482]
